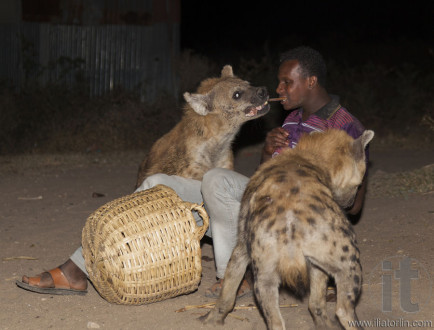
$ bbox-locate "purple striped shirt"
[272,95,368,161]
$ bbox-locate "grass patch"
[368,164,434,198]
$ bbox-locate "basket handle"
[184,202,209,240]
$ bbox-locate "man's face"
[275,60,310,111]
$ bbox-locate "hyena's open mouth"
[244,101,270,118]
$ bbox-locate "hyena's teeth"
[247,102,268,117]
[246,108,257,117]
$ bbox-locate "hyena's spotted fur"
[200,129,374,330]
[135,65,269,188]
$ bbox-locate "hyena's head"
[298,129,374,208]
[183,65,270,127]
[329,130,374,208]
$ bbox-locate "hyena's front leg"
[308,266,338,329]
[199,241,249,325]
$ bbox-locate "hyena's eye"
[232,91,242,100]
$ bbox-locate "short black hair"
[279,46,327,86]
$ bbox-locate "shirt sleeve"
[341,120,364,139]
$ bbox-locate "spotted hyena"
[135,65,270,188]
[200,129,374,330]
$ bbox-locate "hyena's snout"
[254,86,268,103]
[244,86,270,118]
[257,86,268,99]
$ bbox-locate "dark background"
[180,0,432,65]
[177,0,433,149]
[1,0,432,154]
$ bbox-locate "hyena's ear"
[360,130,375,149]
[184,92,211,116]
[353,130,375,159]
[221,65,234,78]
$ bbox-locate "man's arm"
[346,174,368,215]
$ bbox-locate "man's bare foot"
[16,259,88,295]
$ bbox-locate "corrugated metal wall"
[0,21,179,101]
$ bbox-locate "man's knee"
[202,168,232,197]
[135,173,170,192]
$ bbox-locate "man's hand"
[261,127,289,163]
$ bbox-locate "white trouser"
[70,168,249,279]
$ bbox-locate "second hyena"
[200,129,374,330]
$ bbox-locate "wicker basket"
[82,184,209,305]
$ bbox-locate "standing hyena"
[135,65,270,188]
[200,129,374,330]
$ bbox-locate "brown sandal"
[16,268,87,295]
[205,278,252,299]
[326,286,337,302]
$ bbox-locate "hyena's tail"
[278,250,309,297]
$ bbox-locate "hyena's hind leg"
[334,259,363,330]
[308,266,339,329]
[198,241,250,325]
[309,240,363,329]
[250,240,286,330]
[253,264,285,330]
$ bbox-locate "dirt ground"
[1,143,433,330]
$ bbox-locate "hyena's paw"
[198,310,225,325]
[313,314,341,330]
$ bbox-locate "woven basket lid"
[82,184,209,305]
